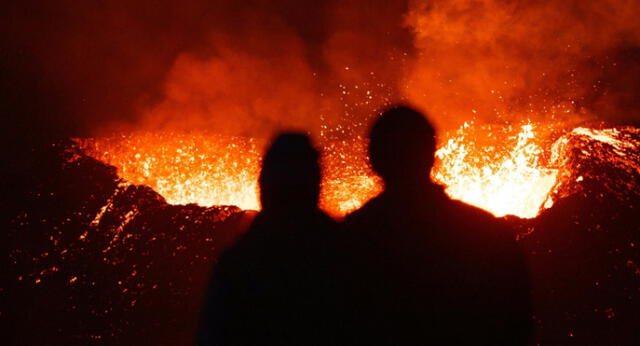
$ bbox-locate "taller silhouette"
[197,133,340,346]
[342,105,533,346]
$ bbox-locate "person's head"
[259,133,321,212]
[368,105,437,189]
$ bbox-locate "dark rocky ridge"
[6,128,640,345]
[6,140,254,345]
[517,126,640,345]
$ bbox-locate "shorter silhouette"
[197,133,340,346]
[341,105,533,346]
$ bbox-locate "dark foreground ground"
[5,129,640,345]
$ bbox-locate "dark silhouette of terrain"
[5,140,253,345]
[5,126,640,345]
[517,126,640,345]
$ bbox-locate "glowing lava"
[433,122,559,218]
[77,122,566,219]
[76,133,262,210]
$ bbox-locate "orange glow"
[76,133,262,210]
[432,122,558,218]
[76,132,381,217]
[76,121,573,219]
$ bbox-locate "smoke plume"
[403,0,640,130]
[3,0,640,144]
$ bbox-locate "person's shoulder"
[429,187,489,220]
[447,198,496,222]
[343,194,385,226]
[436,190,514,239]
[309,209,340,239]
[217,215,272,261]
[315,209,338,226]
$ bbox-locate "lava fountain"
[76,120,570,219]
[433,122,559,218]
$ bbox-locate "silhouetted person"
[341,105,532,346]
[197,133,340,346]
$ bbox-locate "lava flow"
[433,122,559,218]
[76,133,263,210]
[76,121,571,219]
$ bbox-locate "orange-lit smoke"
[403,0,640,131]
[84,0,640,147]
[6,0,640,142]
[115,1,413,142]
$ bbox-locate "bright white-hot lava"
[432,122,559,218]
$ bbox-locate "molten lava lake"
[75,122,594,219]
